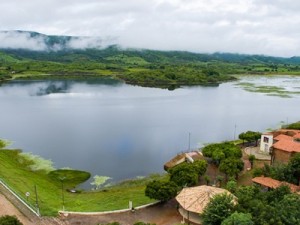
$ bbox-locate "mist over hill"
[0,30,117,51]
[0,30,300,65]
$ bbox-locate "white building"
[260,133,273,153]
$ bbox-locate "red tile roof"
[272,130,300,153]
[274,134,293,141]
[273,138,300,153]
[252,177,300,193]
[294,133,300,139]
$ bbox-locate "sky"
[0,0,300,57]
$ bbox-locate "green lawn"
[0,149,155,216]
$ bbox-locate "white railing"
[0,179,40,217]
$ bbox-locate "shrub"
[0,215,23,225]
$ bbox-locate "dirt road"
[0,194,35,225]
[0,192,181,225]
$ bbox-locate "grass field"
[0,149,157,216]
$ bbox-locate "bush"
[134,222,156,225]
[285,122,300,130]
[145,180,178,202]
[0,215,23,225]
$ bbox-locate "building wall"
[260,134,273,153]
[273,148,292,164]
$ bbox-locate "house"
[164,151,204,171]
[252,176,300,193]
[271,129,300,164]
[259,129,300,164]
[175,185,236,224]
[260,133,274,153]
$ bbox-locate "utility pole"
[60,177,66,211]
[34,185,40,216]
[188,132,191,151]
[234,124,237,140]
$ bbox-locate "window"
[263,137,269,143]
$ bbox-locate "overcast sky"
[0,0,299,57]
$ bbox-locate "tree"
[193,160,208,177]
[226,180,237,194]
[202,143,242,165]
[219,158,244,180]
[288,153,300,185]
[168,161,207,187]
[257,154,300,185]
[277,194,300,225]
[169,163,198,187]
[238,131,261,146]
[0,215,23,225]
[235,185,259,211]
[265,185,291,203]
[202,193,236,225]
[48,169,91,189]
[145,180,178,202]
[285,122,300,130]
[221,212,254,225]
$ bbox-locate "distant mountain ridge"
[0,30,300,65]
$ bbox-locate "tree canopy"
[169,160,207,187]
[145,180,178,202]
[238,131,261,145]
[235,184,300,225]
[202,193,236,225]
[48,169,91,188]
[221,212,254,225]
[219,158,244,179]
[202,142,242,165]
[256,153,300,185]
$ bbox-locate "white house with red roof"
[260,129,300,164]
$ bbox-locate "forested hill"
[0,30,300,65]
[1,31,300,88]
[1,45,300,65]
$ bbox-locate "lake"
[0,76,299,185]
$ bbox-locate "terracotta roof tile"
[273,137,300,153]
[252,177,300,193]
[294,133,300,139]
[274,134,293,141]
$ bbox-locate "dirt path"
[0,192,69,225]
[60,200,182,225]
[0,194,35,225]
[0,190,181,225]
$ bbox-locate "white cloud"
[0,0,299,56]
[67,37,117,49]
[0,31,47,50]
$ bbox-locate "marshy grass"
[236,81,300,98]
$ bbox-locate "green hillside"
[0,31,300,88]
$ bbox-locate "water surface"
[0,76,299,184]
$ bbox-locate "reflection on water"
[0,77,299,184]
[35,81,71,96]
